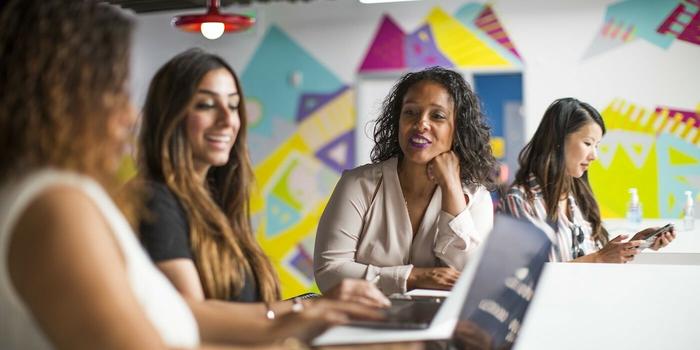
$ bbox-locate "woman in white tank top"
[0,1,390,349]
[0,1,206,348]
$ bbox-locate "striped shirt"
[501,174,601,262]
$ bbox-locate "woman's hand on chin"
[428,151,468,215]
[427,151,461,190]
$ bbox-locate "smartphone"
[640,223,673,249]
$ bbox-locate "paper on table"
[404,289,451,298]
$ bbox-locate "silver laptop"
[312,214,551,346]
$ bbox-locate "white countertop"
[515,263,700,350]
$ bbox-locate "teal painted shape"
[241,25,344,137]
[454,3,522,67]
[656,134,700,218]
[264,194,302,238]
[606,0,679,49]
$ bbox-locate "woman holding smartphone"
[503,98,675,263]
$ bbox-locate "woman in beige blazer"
[314,67,497,295]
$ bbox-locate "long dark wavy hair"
[0,0,134,216]
[139,48,279,302]
[370,66,496,188]
[513,97,608,244]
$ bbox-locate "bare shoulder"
[6,185,169,349]
[8,183,124,293]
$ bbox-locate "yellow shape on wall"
[490,137,505,159]
[426,7,511,67]
[116,155,137,183]
[257,201,327,298]
[668,146,699,165]
[298,90,356,150]
[589,143,659,218]
[251,134,311,214]
[250,89,356,297]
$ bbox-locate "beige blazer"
[313,157,494,295]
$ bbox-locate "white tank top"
[0,170,200,349]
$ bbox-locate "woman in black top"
[137,49,389,345]
[140,182,264,301]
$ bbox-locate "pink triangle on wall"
[359,15,406,72]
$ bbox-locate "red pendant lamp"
[172,0,255,40]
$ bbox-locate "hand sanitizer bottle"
[626,188,642,224]
[683,191,694,231]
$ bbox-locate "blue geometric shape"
[296,86,349,123]
[264,194,301,238]
[289,245,315,282]
[315,130,355,174]
[473,73,523,139]
[656,133,700,218]
[241,25,344,138]
[605,0,679,49]
[248,117,296,164]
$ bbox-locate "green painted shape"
[632,143,644,155]
[674,175,690,185]
[590,143,659,218]
[271,159,303,211]
[668,146,699,166]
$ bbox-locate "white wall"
[129,0,700,139]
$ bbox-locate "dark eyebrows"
[402,101,449,112]
[196,89,239,98]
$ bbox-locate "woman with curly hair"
[314,67,497,295]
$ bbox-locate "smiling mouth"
[205,134,232,143]
[408,135,431,149]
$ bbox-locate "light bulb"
[201,22,224,40]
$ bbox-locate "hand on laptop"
[407,267,460,290]
[323,279,391,308]
[269,299,386,342]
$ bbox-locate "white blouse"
[0,170,199,349]
[314,157,494,295]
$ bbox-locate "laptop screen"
[452,214,551,350]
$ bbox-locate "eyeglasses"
[571,224,584,259]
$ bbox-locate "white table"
[605,219,700,264]
[515,263,700,350]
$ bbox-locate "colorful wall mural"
[242,4,523,297]
[237,1,696,297]
[241,25,355,297]
[359,4,522,72]
[589,99,700,219]
[358,4,523,160]
[583,0,700,59]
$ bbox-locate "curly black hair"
[370,66,496,188]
